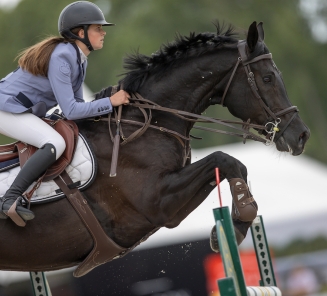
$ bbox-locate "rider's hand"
[109,90,130,107]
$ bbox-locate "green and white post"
[212,207,282,296]
[30,271,52,296]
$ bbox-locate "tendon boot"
[229,178,258,222]
[210,178,258,253]
[0,144,57,225]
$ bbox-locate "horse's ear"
[247,21,258,52]
[257,21,264,41]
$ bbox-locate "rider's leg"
[0,111,66,222]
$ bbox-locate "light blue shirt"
[0,42,112,120]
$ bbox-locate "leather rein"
[97,40,299,148]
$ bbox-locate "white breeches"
[0,110,65,160]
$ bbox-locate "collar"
[78,46,88,64]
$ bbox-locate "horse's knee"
[213,151,247,180]
[238,161,248,180]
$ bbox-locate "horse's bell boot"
[229,178,258,222]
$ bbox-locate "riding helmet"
[58,1,114,51]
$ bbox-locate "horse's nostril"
[299,131,309,145]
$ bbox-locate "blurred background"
[0,0,327,295]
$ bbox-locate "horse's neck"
[147,51,236,106]
[137,53,235,134]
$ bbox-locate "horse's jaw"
[275,128,310,156]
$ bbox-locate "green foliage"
[0,0,326,164]
[0,134,14,144]
[273,236,327,257]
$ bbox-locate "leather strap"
[128,99,268,144]
[221,57,241,106]
[110,105,122,177]
[54,171,126,277]
[0,142,18,153]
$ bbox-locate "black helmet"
[58,1,114,51]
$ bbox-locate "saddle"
[0,118,79,182]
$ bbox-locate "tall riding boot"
[0,143,57,222]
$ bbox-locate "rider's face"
[87,24,106,51]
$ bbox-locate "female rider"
[0,1,130,224]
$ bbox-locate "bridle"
[220,40,299,143]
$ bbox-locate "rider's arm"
[48,45,112,120]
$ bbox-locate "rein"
[97,93,270,149]
[128,94,268,144]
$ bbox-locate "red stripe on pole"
[215,168,222,207]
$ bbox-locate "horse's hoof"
[210,225,245,253]
[210,225,220,253]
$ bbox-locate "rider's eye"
[263,75,272,83]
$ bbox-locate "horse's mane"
[120,22,238,92]
[94,22,238,99]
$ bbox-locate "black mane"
[119,22,238,93]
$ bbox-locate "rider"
[0,1,130,224]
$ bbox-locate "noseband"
[221,40,299,143]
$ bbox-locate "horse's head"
[119,21,309,155]
[222,21,310,155]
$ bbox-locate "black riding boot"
[0,143,57,222]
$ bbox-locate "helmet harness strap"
[63,25,94,52]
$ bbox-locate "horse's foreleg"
[143,151,250,225]
[164,178,254,252]
[142,151,257,251]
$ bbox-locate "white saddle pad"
[0,134,96,204]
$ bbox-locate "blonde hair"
[16,27,82,77]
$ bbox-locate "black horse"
[0,21,309,274]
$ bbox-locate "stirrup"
[1,196,35,227]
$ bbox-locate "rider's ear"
[246,21,258,52]
[77,28,84,38]
[257,22,264,42]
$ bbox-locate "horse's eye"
[263,75,272,83]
